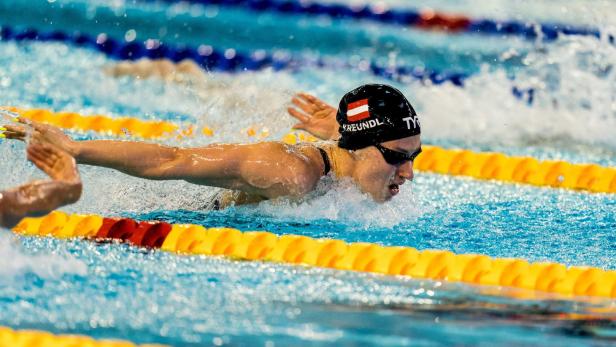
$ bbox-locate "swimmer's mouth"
[389,184,400,196]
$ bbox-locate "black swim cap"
[337,84,420,150]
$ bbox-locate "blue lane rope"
[0,25,536,104]
[141,0,613,43]
[0,25,467,86]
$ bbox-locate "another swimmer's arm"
[0,180,82,229]
[0,144,82,229]
[108,59,206,81]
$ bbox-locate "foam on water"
[0,233,87,283]
[320,0,616,27]
[412,34,616,150]
[251,178,425,229]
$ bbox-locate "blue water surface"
[0,0,615,346]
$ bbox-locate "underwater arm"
[108,58,206,82]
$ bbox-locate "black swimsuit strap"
[318,147,331,176]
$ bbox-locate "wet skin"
[0,142,82,228]
[349,136,421,202]
[2,60,421,206]
[3,119,419,205]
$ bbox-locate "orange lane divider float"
[12,211,616,300]
[0,325,166,347]
[3,107,615,194]
[412,146,616,193]
[1,106,215,139]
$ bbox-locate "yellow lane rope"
[0,326,166,347]
[2,107,615,193]
[12,211,616,300]
[1,107,197,139]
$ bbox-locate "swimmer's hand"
[27,141,80,182]
[287,93,340,141]
[2,118,78,156]
[0,141,82,228]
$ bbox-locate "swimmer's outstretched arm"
[4,120,321,200]
[0,143,82,229]
[74,141,320,199]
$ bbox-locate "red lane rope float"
[0,325,167,347]
[12,211,616,300]
[417,9,471,32]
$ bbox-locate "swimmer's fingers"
[30,141,61,161]
[22,118,53,133]
[28,142,77,180]
[13,117,54,135]
[287,107,310,124]
[297,93,319,105]
[27,143,63,173]
[291,95,316,115]
[27,141,58,160]
[27,144,54,169]
[297,93,331,109]
[1,124,29,141]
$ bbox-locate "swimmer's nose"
[397,161,414,181]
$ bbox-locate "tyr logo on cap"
[402,115,420,130]
[346,98,370,122]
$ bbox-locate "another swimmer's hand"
[27,142,79,182]
[2,118,79,156]
[287,93,340,141]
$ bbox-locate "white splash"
[251,178,426,229]
[411,33,616,150]
[0,234,88,283]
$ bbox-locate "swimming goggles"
[374,143,422,166]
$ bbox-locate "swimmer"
[0,139,82,228]
[3,84,421,208]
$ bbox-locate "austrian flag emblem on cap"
[346,98,370,122]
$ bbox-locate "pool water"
[1,0,615,345]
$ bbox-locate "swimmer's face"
[352,135,421,202]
